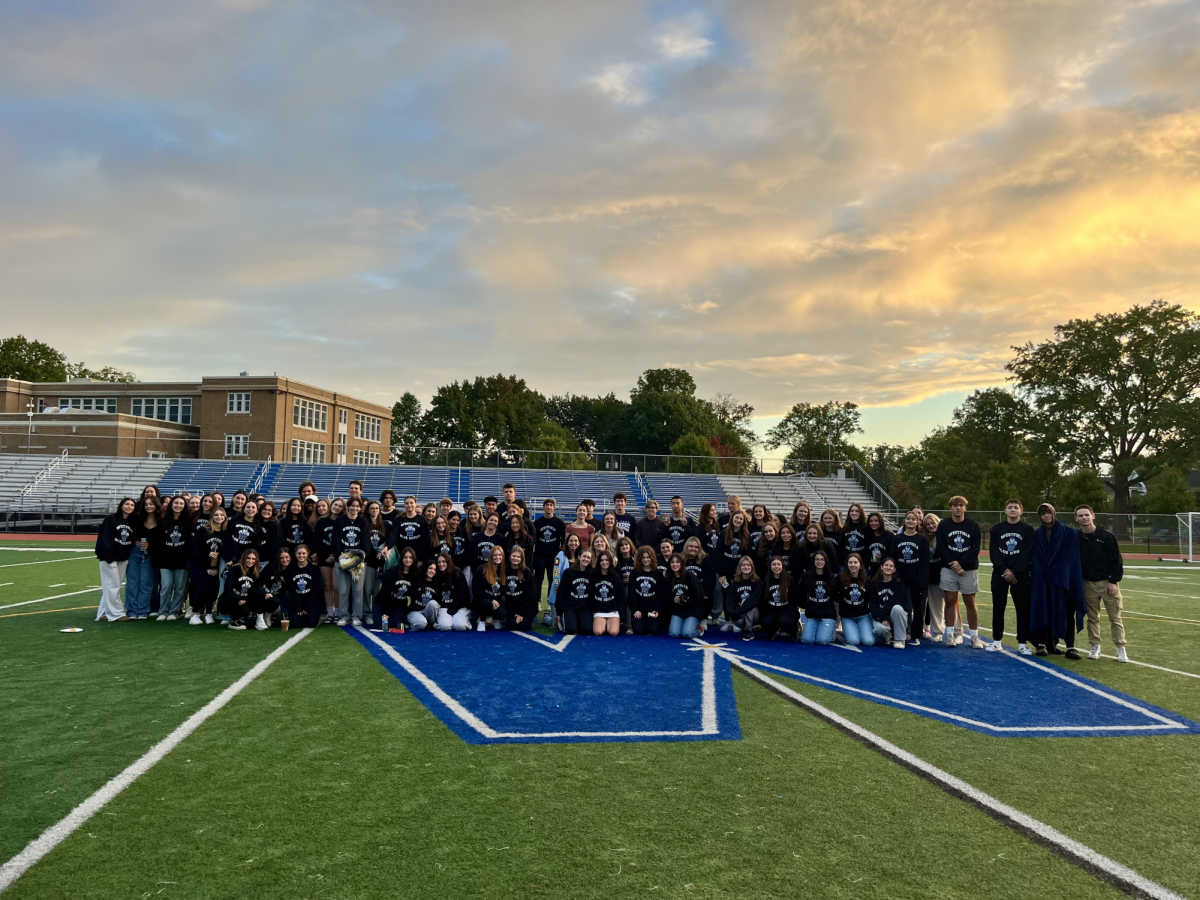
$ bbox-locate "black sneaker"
[1065,648,1082,660]
[1035,645,1048,656]
[741,631,755,642]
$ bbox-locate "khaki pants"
[924,584,963,637]
[1084,580,1126,648]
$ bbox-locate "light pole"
[26,401,35,455]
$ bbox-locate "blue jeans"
[669,615,700,638]
[841,614,875,646]
[124,547,155,617]
[159,569,188,617]
[801,617,837,644]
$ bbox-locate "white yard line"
[997,632,1200,680]
[0,628,312,893]
[0,548,93,554]
[0,558,94,570]
[717,648,1187,900]
[0,588,101,611]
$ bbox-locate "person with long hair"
[257,500,283,561]
[472,513,503,571]
[504,546,538,632]
[753,521,780,578]
[566,502,596,547]
[681,536,715,617]
[404,559,443,631]
[800,550,838,645]
[463,504,485,539]
[748,503,772,551]
[758,557,799,641]
[614,536,637,633]
[504,514,536,561]
[696,502,723,624]
[800,523,838,572]
[818,509,843,560]
[434,553,473,631]
[95,497,137,622]
[364,500,390,627]
[790,501,812,536]
[869,558,911,649]
[333,496,371,627]
[280,498,313,555]
[224,498,260,578]
[629,545,665,635]
[548,532,582,629]
[429,513,453,559]
[259,546,292,627]
[665,553,706,639]
[891,511,929,645]
[186,505,227,625]
[473,544,509,631]
[228,490,247,518]
[211,491,227,513]
[597,510,624,548]
[725,556,761,637]
[312,498,338,624]
[217,549,272,631]
[125,495,161,619]
[389,495,431,563]
[589,549,626,636]
[864,512,893,577]
[191,494,213,532]
[718,494,743,528]
[922,512,956,643]
[556,547,594,635]
[280,543,323,629]
[445,511,472,573]
[718,511,752,604]
[838,553,874,646]
[377,546,420,632]
[156,495,190,621]
[777,524,801,579]
[842,503,870,558]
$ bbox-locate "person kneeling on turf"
[472,545,509,631]
[434,553,473,631]
[556,548,594,635]
[868,558,911,648]
[281,544,324,629]
[800,551,838,644]
[837,553,874,646]
[756,557,798,641]
[503,546,538,632]
[218,549,276,631]
[589,549,626,636]
[376,547,419,632]
[725,556,761,637]
[406,559,443,631]
[665,553,705,639]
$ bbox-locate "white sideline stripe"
[0,548,93,554]
[981,562,1200,573]
[356,627,719,739]
[0,628,312,893]
[0,587,100,611]
[717,649,1188,900]
[998,632,1200,680]
[0,558,93,570]
[514,632,576,652]
[727,653,1183,734]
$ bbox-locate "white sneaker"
[969,633,984,649]
[155,615,166,622]
[985,640,1001,652]
[892,641,904,649]
[1088,644,1102,660]
[166,614,178,622]
[1018,644,1033,656]
[336,617,349,627]
[1116,647,1129,663]
[730,624,742,633]
[255,614,268,631]
[720,621,733,632]
[953,633,964,647]
[264,613,272,628]
[943,627,956,646]
[476,621,486,632]
[188,614,202,625]
[493,620,505,630]
[350,617,362,627]
[204,614,214,625]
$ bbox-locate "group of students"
[92,482,1128,660]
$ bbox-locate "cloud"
[0,0,1197,444]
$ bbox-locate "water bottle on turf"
[381,614,389,631]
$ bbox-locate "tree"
[389,393,424,463]
[669,433,718,473]
[709,392,757,448]
[0,335,68,382]
[763,401,862,472]
[528,419,591,470]
[1058,468,1109,514]
[977,461,1020,512]
[420,374,549,460]
[1007,301,1200,515]
[544,392,628,453]
[632,368,696,398]
[67,363,136,383]
[1142,467,1197,515]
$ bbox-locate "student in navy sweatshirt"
[841,503,870,559]
[95,497,138,622]
[753,522,780,577]
[800,523,839,573]
[935,496,984,648]
[837,553,874,646]
[280,498,313,556]
[433,553,473,631]
[800,551,838,645]
[281,544,324,629]
[869,558,912,648]
[664,553,706,639]
[332,497,371,627]
[628,546,665,635]
[695,503,724,624]
[556,548,594,635]
[471,514,503,571]
[155,496,191,621]
[611,493,639,537]
[718,511,752,595]
[864,512,894,577]
[186,506,227,625]
[472,544,509,631]
[756,558,799,641]
[988,499,1036,653]
[217,549,275,630]
[533,499,566,601]
[388,495,431,562]
[725,556,762,636]
[377,547,420,632]
[681,537,716,616]
[311,499,338,623]
[664,496,695,552]
[890,512,929,644]
[589,550,626,636]
[503,546,538,631]
[818,509,843,561]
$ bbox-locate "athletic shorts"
[939,567,979,594]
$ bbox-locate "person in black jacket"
[376,547,420,632]
[187,506,227,625]
[633,500,668,550]
[841,503,870,559]
[388,495,430,563]
[280,498,313,556]
[504,546,538,631]
[218,549,277,630]
[757,558,799,641]
[1075,505,1128,662]
[665,553,706,638]
[864,513,893,577]
[869,558,911,648]
[628,546,665,635]
[363,501,391,627]
[156,495,191,621]
[988,500,1036,653]
[472,544,509,631]
[589,549,626,636]
[434,553,473,631]
[258,547,292,628]
[332,497,371,627]
[818,510,843,561]
[95,497,137,622]
[726,556,762,638]
[256,501,284,561]
[312,499,338,624]
[281,544,324,629]
[503,515,536,562]
[533,499,565,601]
[556,548,594,635]
[890,512,929,644]
[800,551,838,644]
[753,522,780,578]
[935,496,984,648]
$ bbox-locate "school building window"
[227,392,251,414]
[130,397,192,424]
[354,413,382,443]
[58,397,118,413]
[291,440,327,464]
[293,398,328,432]
[339,409,348,425]
[353,449,380,465]
[225,435,250,457]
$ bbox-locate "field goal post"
[1177,512,1198,562]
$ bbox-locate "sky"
[1,0,1198,452]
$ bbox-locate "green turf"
[1,552,1198,898]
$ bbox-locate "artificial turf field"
[1,541,1198,899]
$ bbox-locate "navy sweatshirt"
[378,567,418,616]
[836,578,871,619]
[280,518,314,555]
[868,578,911,620]
[989,520,1036,577]
[684,554,716,601]
[281,562,322,616]
[664,571,706,620]
[332,515,371,556]
[718,535,748,579]
[890,532,929,592]
[761,575,798,616]
[533,516,566,558]
[840,524,870,558]
[664,516,695,552]
[728,579,762,618]
[389,515,430,561]
[471,531,501,568]
[223,517,259,564]
[589,570,626,615]
[556,567,592,613]
[936,517,981,571]
[504,572,538,619]
[188,528,225,570]
[437,572,472,614]
[312,518,337,564]
[628,570,665,616]
[95,514,135,563]
[801,570,838,619]
[864,531,893,574]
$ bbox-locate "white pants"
[406,600,441,631]
[97,560,128,621]
[437,607,472,631]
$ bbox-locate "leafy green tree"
[1142,467,1198,515]
[528,419,591,470]
[544,392,628,453]
[669,433,717,473]
[632,368,697,397]
[1007,301,1200,515]
[66,363,136,383]
[0,335,69,382]
[977,462,1020,512]
[389,393,424,463]
[420,375,549,461]
[764,401,863,473]
[1058,468,1109,514]
[708,392,757,448]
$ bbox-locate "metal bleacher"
[1,455,174,510]
[717,473,882,516]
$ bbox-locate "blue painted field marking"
[708,639,1200,738]
[349,627,741,745]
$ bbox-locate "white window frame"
[353,449,381,465]
[58,397,118,413]
[354,413,382,443]
[227,392,251,414]
[130,397,192,425]
[339,409,348,426]
[292,398,329,432]
[225,434,250,457]
[291,440,326,464]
